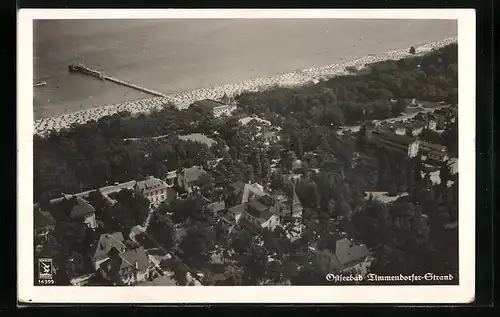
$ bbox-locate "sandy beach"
[34,19,457,118]
[33,35,457,136]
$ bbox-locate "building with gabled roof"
[419,141,449,163]
[433,109,449,130]
[241,183,266,204]
[409,122,424,136]
[290,188,303,218]
[92,232,127,270]
[177,166,206,195]
[178,133,217,147]
[135,176,168,210]
[389,123,407,136]
[34,206,56,239]
[99,246,153,286]
[369,131,420,158]
[420,141,447,152]
[192,97,236,118]
[205,200,226,214]
[70,197,97,229]
[314,238,373,276]
[219,183,303,235]
[420,113,438,131]
[238,116,271,126]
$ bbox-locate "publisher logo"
[38,258,53,280]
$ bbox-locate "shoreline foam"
[33,36,457,137]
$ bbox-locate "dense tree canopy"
[33,43,458,284]
[34,44,457,202]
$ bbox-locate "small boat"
[34,81,46,87]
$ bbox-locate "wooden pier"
[68,63,167,98]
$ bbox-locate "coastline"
[33,36,457,137]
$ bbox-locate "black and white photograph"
[18,9,476,304]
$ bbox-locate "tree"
[171,259,189,286]
[113,189,150,227]
[49,198,75,222]
[264,260,287,285]
[231,229,253,256]
[441,120,458,154]
[413,157,424,188]
[260,155,271,184]
[340,200,353,220]
[179,222,216,264]
[327,198,336,216]
[419,128,442,144]
[217,265,244,285]
[167,197,204,224]
[147,211,175,250]
[103,203,135,236]
[241,245,269,285]
[87,190,110,219]
[341,183,353,206]
[309,182,321,210]
[196,173,215,199]
[292,260,328,285]
[297,180,321,210]
[302,161,310,179]
[439,163,451,187]
[53,220,87,252]
[391,99,406,117]
[409,46,416,54]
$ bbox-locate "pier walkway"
[69,63,167,98]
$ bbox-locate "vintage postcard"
[18,9,476,304]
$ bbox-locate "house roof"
[247,198,275,224]
[178,133,217,147]
[241,183,267,204]
[93,232,126,263]
[221,93,230,104]
[34,208,56,230]
[228,203,247,215]
[206,201,226,213]
[334,238,371,267]
[434,108,448,115]
[229,181,246,192]
[254,211,275,225]
[290,188,303,213]
[193,99,227,110]
[391,123,407,129]
[363,121,377,129]
[244,183,266,196]
[238,116,271,126]
[410,122,424,129]
[271,193,289,202]
[136,176,167,192]
[182,166,205,184]
[291,159,303,170]
[220,210,237,224]
[420,141,447,152]
[262,131,277,139]
[165,187,178,204]
[248,198,270,213]
[70,197,96,218]
[166,170,178,179]
[118,247,150,271]
[372,131,416,146]
[139,274,177,286]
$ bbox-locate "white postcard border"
[18,9,476,304]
